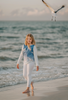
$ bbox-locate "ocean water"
[0,21,68,88]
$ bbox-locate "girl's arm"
[33,45,39,67]
[17,45,24,65]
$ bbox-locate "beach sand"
[0,77,68,100]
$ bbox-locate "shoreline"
[0,76,68,89]
[0,77,68,100]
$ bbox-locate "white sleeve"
[33,45,39,66]
[17,45,24,64]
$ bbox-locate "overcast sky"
[0,0,68,21]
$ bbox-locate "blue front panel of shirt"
[23,44,34,61]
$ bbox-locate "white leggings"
[23,62,34,87]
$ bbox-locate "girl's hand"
[36,66,39,71]
[17,64,19,69]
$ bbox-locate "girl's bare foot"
[31,82,34,90]
[22,87,30,93]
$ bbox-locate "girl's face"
[26,36,32,44]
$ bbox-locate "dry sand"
[0,77,68,100]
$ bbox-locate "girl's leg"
[22,62,34,93]
[27,62,34,88]
[23,63,27,80]
[22,63,29,93]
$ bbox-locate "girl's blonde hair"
[25,34,36,49]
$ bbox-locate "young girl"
[16,34,39,93]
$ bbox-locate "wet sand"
[0,77,68,100]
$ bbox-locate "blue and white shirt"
[17,44,39,66]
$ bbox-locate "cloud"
[9,7,68,21]
[11,9,20,16]
[65,9,68,13]
[27,9,38,16]
[22,7,34,12]
[22,7,49,16]
[58,8,68,15]
[11,8,34,16]
[0,9,3,16]
[10,7,50,17]
[27,9,46,16]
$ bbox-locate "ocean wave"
[37,37,52,40]
[38,55,64,59]
[49,26,59,29]
[12,26,42,31]
[0,47,13,50]
[0,36,19,39]
[0,56,16,61]
[0,66,15,71]
[0,80,26,88]
[0,76,68,88]
[0,27,8,30]
[37,41,59,45]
